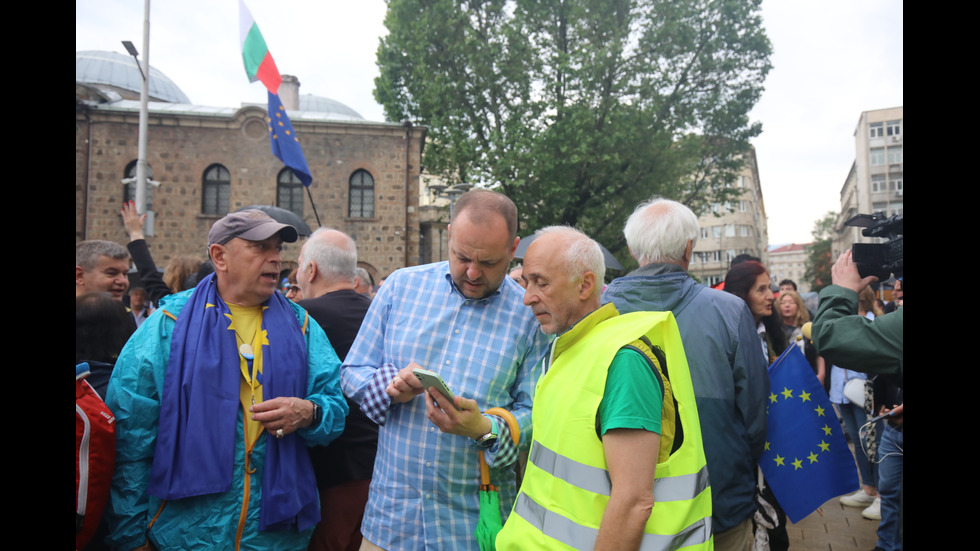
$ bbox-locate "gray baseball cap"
[208,209,299,246]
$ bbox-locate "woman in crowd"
[724,260,787,364]
[777,290,808,344]
[163,255,204,293]
[831,287,884,518]
[723,260,788,551]
[778,290,825,384]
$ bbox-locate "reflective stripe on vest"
[529,442,710,503]
[513,491,712,551]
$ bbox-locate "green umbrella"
[475,408,520,551]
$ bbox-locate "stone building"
[76,50,426,283]
[689,147,769,286]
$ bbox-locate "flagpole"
[305,186,321,227]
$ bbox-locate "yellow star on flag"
[800,390,811,402]
[808,452,819,464]
[781,387,793,399]
[764,442,771,451]
[769,392,778,403]
[814,404,826,417]
[821,424,833,436]
[819,441,830,452]
[774,455,785,466]
[792,458,803,470]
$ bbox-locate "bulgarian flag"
[239,0,282,94]
[237,0,313,188]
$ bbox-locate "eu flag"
[267,91,313,187]
[761,345,859,522]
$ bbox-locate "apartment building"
[833,107,903,257]
[690,147,769,287]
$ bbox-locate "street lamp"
[121,0,152,235]
[428,182,473,219]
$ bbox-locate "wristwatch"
[310,401,322,425]
[474,417,499,448]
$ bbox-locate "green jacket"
[812,285,903,380]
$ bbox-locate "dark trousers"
[309,479,372,551]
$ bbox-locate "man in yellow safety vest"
[497,226,713,551]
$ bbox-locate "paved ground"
[786,496,879,550]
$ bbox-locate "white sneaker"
[862,497,881,520]
[840,488,876,508]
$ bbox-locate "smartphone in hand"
[412,368,458,408]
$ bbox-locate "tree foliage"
[804,211,837,292]
[376,0,771,259]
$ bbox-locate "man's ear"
[76,266,85,288]
[307,261,318,283]
[628,246,638,261]
[509,236,520,257]
[578,271,597,301]
[209,243,229,272]
[680,240,693,270]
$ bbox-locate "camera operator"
[812,249,902,551]
[812,250,903,378]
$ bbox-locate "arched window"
[202,164,231,215]
[123,160,154,208]
[277,168,304,216]
[349,169,375,218]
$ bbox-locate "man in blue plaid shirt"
[342,189,551,550]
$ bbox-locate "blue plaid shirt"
[341,262,550,550]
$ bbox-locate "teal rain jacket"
[106,290,348,551]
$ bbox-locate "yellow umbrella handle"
[485,407,520,445]
[479,408,520,488]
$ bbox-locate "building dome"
[76,50,191,104]
[298,94,364,119]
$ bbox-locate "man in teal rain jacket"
[106,210,348,551]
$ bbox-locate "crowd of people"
[76,191,902,551]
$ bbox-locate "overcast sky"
[76,0,903,245]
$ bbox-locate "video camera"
[844,212,903,281]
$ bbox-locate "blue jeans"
[838,402,877,487]
[876,424,903,550]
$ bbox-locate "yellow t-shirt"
[226,303,268,446]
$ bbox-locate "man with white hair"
[295,228,378,551]
[603,198,769,551]
[498,227,711,551]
